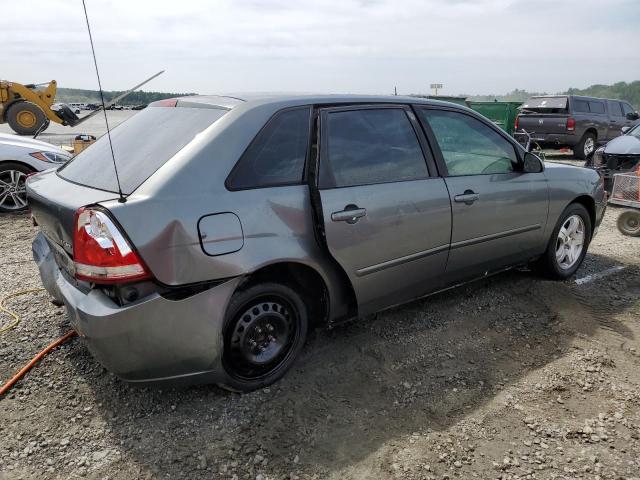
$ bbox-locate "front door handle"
[331,205,366,224]
[454,190,480,205]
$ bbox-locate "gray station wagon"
[27,95,606,392]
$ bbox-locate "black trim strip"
[450,224,541,250]
[355,244,449,277]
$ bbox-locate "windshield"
[628,123,640,139]
[521,96,568,114]
[58,106,227,194]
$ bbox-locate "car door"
[416,107,549,284]
[607,100,625,139]
[588,100,609,141]
[316,105,452,315]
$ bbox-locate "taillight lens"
[514,115,519,131]
[73,207,151,284]
[566,117,576,131]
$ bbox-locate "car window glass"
[589,101,605,114]
[320,108,428,188]
[622,103,635,115]
[573,100,590,113]
[227,107,310,189]
[418,109,518,176]
[608,101,624,117]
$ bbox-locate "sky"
[4,0,640,96]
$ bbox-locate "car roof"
[530,94,613,102]
[172,93,467,110]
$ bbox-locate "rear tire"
[617,209,640,237]
[535,203,591,279]
[573,132,596,160]
[220,282,308,392]
[0,162,33,213]
[6,101,48,136]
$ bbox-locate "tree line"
[56,88,195,106]
[466,81,640,108]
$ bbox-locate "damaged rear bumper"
[32,232,240,384]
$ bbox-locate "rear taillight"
[566,117,576,131]
[73,207,151,284]
[514,115,519,131]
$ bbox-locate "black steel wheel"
[617,209,640,237]
[221,283,308,392]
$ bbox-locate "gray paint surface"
[27,94,607,386]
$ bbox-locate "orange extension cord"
[0,330,77,396]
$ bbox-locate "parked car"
[0,133,72,212]
[27,95,606,392]
[588,122,640,193]
[514,95,639,159]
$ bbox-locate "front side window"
[418,109,518,176]
[622,103,635,116]
[320,108,428,188]
[226,107,311,189]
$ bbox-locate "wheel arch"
[570,194,596,230]
[584,127,598,140]
[236,260,357,327]
[0,159,37,173]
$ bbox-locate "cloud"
[4,0,639,95]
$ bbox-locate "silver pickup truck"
[514,95,639,159]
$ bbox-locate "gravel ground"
[1,191,639,480]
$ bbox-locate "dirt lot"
[1,197,639,480]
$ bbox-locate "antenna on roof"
[81,0,126,203]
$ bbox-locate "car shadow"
[66,253,638,479]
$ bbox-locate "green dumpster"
[468,101,523,135]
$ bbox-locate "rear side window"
[58,106,227,194]
[573,100,590,113]
[608,101,624,117]
[226,107,311,190]
[589,101,605,114]
[319,108,428,188]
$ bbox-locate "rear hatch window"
[521,97,568,114]
[58,106,227,194]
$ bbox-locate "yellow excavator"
[0,72,164,136]
[0,80,82,135]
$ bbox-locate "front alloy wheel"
[0,167,29,212]
[555,214,586,270]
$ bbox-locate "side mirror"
[626,112,640,121]
[523,152,543,173]
[621,126,631,135]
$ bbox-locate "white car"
[0,133,72,212]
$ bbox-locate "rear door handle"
[331,205,366,224]
[454,191,480,205]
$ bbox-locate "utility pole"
[394,86,397,96]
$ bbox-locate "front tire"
[617,209,640,237]
[6,101,48,136]
[535,203,592,279]
[220,282,308,392]
[0,162,33,213]
[573,132,596,160]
